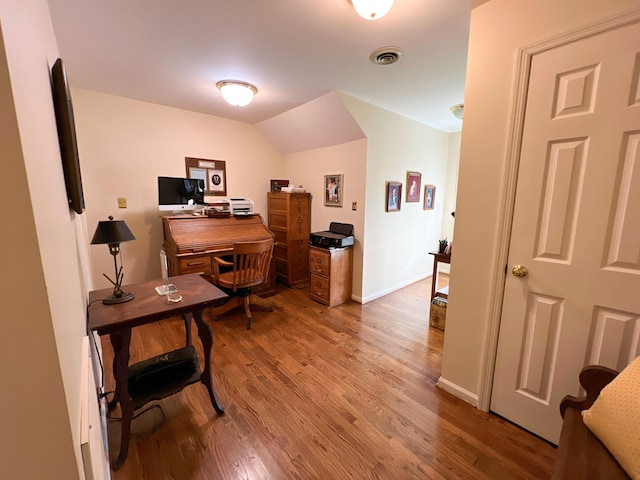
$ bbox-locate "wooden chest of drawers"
[309,245,352,307]
[267,191,311,287]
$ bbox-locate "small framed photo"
[324,174,343,207]
[386,181,402,212]
[406,171,421,202]
[207,169,225,193]
[270,179,289,192]
[424,185,436,210]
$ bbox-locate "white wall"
[441,0,640,402]
[438,131,461,275]
[72,89,286,289]
[0,0,93,477]
[283,139,367,299]
[342,95,450,302]
[441,132,461,244]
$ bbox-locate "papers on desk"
[281,186,306,193]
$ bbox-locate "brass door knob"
[512,265,529,277]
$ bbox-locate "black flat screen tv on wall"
[51,58,85,214]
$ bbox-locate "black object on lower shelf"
[128,345,199,399]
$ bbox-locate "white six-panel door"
[491,21,640,443]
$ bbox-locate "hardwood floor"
[102,277,556,479]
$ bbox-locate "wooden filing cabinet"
[309,245,352,307]
[267,191,311,287]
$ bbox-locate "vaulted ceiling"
[48,0,473,133]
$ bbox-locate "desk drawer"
[310,273,329,303]
[179,255,211,275]
[309,248,330,276]
[272,229,288,247]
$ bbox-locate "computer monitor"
[158,176,205,212]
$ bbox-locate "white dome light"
[216,80,258,107]
[352,0,394,20]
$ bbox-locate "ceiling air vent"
[369,46,403,65]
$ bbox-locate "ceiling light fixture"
[216,80,258,107]
[450,103,464,120]
[351,0,394,20]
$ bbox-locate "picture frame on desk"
[270,179,289,192]
[324,174,343,207]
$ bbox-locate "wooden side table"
[428,251,451,302]
[87,273,228,470]
[309,245,353,307]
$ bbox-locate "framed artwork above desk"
[185,156,227,197]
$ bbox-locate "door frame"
[476,7,640,412]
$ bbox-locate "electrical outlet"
[117,197,127,208]
[352,201,357,211]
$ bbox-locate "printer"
[310,222,354,249]
[205,197,255,216]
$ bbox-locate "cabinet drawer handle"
[187,261,205,266]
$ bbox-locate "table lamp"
[91,216,136,304]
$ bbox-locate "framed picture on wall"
[424,185,436,210]
[324,174,343,207]
[406,171,421,202]
[386,181,402,212]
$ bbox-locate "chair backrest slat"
[229,238,274,291]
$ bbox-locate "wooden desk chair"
[209,238,274,329]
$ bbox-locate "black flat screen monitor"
[158,176,205,212]
[51,58,85,214]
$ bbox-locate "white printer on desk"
[205,196,254,215]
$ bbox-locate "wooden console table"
[87,273,228,470]
[428,251,451,302]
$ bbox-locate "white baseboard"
[350,294,363,303]
[436,376,478,406]
[360,274,429,304]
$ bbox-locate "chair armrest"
[560,365,619,418]
[213,257,233,267]
[211,256,234,281]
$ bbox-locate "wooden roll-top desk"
[162,214,276,296]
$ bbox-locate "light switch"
[117,197,127,208]
[351,201,357,211]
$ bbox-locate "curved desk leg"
[430,257,438,302]
[109,328,133,470]
[183,312,193,347]
[192,306,225,414]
